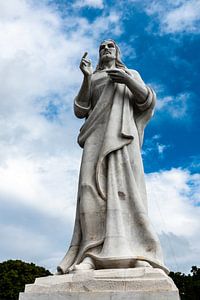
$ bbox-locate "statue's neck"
[101,60,116,70]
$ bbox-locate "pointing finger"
[82,52,88,59]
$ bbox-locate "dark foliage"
[169,266,200,300]
[0,260,52,300]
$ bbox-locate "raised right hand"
[79,52,93,77]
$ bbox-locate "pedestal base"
[19,268,180,300]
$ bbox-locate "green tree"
[169,266,200,300]
[190,266,200,300]
[0,259,52,300]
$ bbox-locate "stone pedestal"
[19,267,180,300]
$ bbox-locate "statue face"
[99,40,117,62]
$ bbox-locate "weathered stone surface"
[58,39,168,275]
[19,267,180,299]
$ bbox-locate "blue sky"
[0,0,199,274]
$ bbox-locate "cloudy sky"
[0,0,199,274]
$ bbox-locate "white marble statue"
[57,39,168,274]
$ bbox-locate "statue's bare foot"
[56,266,65,275]
[74,257,95,271]
[135,260,152,268]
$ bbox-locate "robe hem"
[87,253,169,274]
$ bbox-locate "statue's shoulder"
[128,69,141,77]
[91,72,99,80]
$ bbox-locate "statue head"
[95,39,126,72]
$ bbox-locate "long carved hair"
[94,39,128,73]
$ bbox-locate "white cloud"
[0,224,51,260]
[157,143,167,154]
[164,1,200,33]
[146,0,200,34]
[118,41,137,61]
[73,0,104,9]
[0,155,80,220]
[0,218,69,272]
[143,134,169,158]
[156,92,190,118]
[147,168,200,272]
[149,83,193,120]
[147,168,200,236]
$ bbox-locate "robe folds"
[58,70,169,274]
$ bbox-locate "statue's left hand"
[106,69,132,85]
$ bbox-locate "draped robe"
[58,69,168,274]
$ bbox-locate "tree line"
[170,266,200,300]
